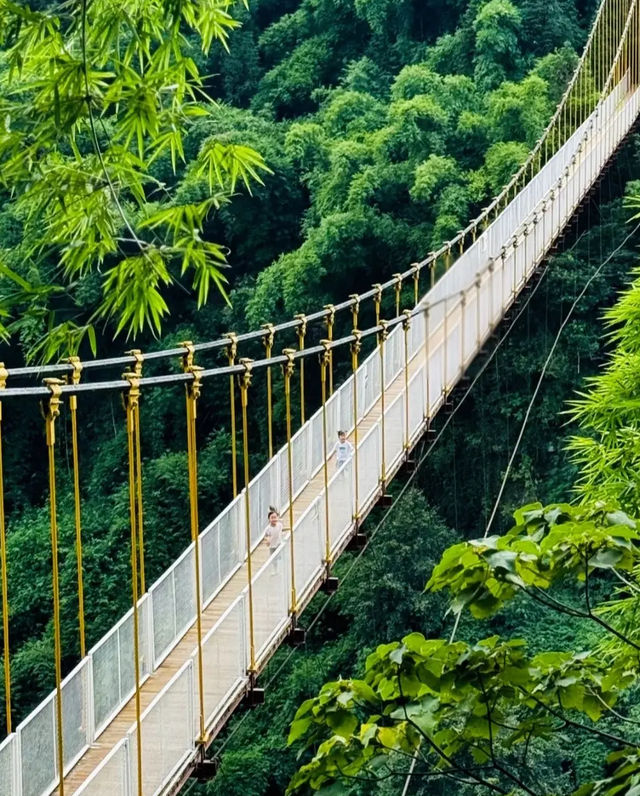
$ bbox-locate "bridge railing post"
[261,323,275,460]
[282,349,298,618]
[319,340,332,571]
[43,377,65,796]
[423,303,431,426]
[402,311,411,451]
[351,330,362,526]
[86,652,96,751]
[239,358,257,676]
[487,258,495,331]
[378,320,389,492]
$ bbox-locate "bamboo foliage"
[0,0,270,360]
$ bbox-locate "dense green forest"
[1,0,640,793]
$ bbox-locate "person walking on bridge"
[264,507,283,553]
[334,430,354,471]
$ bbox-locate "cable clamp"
[239,358,253,391]
[261,323,275,354]
[125,349,144,377]
[323,304,336,331]
[180,341,204,403]
[224,332,238,364]
[65,356,83,385]
[350,329,362,357]
[349,293,360,318]
[122,371,141,411]
[282,348,296,380]
[319,338,331,368]
[402,309,412,330]
[43,378,64,446]
[65,355,82,410]
[294,314,307,344]
[180,340,195,372]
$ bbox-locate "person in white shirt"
[334,430,354,471]
[264,508,283,554]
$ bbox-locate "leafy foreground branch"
[0,0,270,360]
[288,502,640,795]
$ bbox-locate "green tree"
[473,0,524,91]
[288,502,640,795]
[0,0,269,361]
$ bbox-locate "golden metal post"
[294,315,307,426]
[180,342,206,746]
[445,291,455,398]
[460,291,466,379]
[319,340,332,569]
[499,247,506,318]
[0,365,9,734]
[324,305,336,395]
[126,349,145,595]
[378,320,389,490]
[122,371,143,796]
[411,264,419,306]
[393,273,403,318]
[44,378,65,796]
[282,349,297,615]
[402,311,411,452]
[424,305,431,422]
[475,274,482,350]
[66,356,86,659]
[224,333,239,498]
[350,294,360,331]
[351,330,362,524]
[488,258,495,333]
[372,284,382,326]
[239,358,257,673]
[261,323,275,459]
[512,236,518,300]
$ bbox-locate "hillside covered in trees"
[2,0,640,794]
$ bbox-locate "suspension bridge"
[0,0,638,792]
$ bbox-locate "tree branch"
[396,671,510,795]
[584,555,640,651]
[478,674,541,796]
[522,689,636,747]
